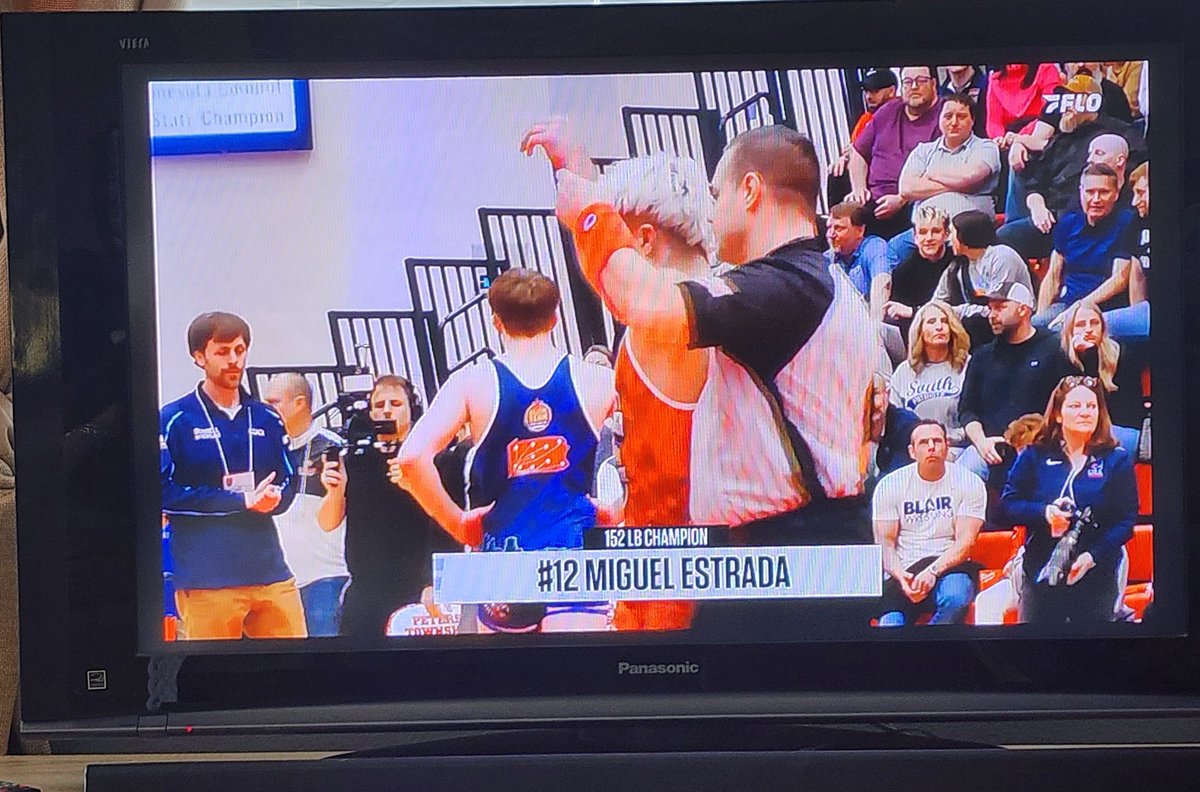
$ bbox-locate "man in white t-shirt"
[871,419,986,626]
[264,373,350,637]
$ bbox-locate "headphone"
[401,376,425,423]
[371,374,424,423]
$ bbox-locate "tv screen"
[137,61,1166,648]
[5,0,1197,741]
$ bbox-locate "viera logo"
[617,661,701,677]
[119,37,150,50]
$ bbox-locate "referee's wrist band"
[574,202,637,287]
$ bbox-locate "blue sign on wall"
[149,79,313,156]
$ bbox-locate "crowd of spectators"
[837,62,1150,627]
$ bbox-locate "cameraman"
[998,375,1138,624]
[318,375,456,639]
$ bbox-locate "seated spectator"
[986,63,1063,144]
[892,92,1000,261]
[998,376,1138,625]
[1103,161,1149,340]
[1062,62,1133,123]
[957,281,1074,480]
[871,419,986,626]
[848,65,944,241]
[996,75,1146,260]
[890,301,972,457]
[828,68,899,204]
[874,205,955,340]
[1057,301,1143,454]
[1084,134,1132,192]
[1006,122,1134,226]
[826,200,895,299]
[1034,163,1136,326]
[940,65,989,136]
[932,210,1033,348]
[1105,61,1145,119]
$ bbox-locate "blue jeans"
[956,445,990,480]
[1112,425,1142,456]
[299,575,350,637]
[878,572,976,626]
[1104,301,1150,341]
[1004,168,1032,221]
[1032,302,1067,329]
[996,217,1054,261]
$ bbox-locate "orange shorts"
[175,578,308,640]
[613,600,696,632]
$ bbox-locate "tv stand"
[337,721,990,759]
[82,735,1200,792]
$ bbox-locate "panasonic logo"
[617,661,701,676]
[119,37,150,50]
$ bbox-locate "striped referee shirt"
[680,236,883,527]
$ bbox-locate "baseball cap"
[860,68,898,92]
[1059,74,1101,96]
[986,281,1035,309]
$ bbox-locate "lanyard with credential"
[195,388,253,478]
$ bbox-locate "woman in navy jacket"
[999,375,1138,624]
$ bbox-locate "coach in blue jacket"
[998,374,1137,625]
[160,312,304,640]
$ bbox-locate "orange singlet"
[611,337,696,632]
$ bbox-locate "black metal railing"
[437,290,506,379]
[326,309,441,406]
[621,106,724,180]
[478,207,609,355]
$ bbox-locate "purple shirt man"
[854,95,944,199]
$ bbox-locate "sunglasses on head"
[1063,375,1099,389]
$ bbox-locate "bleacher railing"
[478,207,610,355]
[437,291,507,379]
[621,106,724,180]
[326,309,441,406]
[406,257,508,383]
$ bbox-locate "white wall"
[152,72,694,402]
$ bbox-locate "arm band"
[573,202,637,289]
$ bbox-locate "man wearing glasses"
[849,65,945,242]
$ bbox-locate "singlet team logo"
[507,436,571,478]
[523,399,553,433]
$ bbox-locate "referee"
[160,312,305,640]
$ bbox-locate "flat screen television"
[5,0,1200,750]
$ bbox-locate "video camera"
[1036,501,1100,586]
[334,347,402,458]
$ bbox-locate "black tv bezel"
[6,0,1199,738]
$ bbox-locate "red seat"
[872,528,1028,627]
[1135,463,1153,517]
[962,527,1026,625]
[1123,524,1154,621]
[969,527,1025,570]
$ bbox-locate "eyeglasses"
[1063,376,1099,388]
[901,77,934,88]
